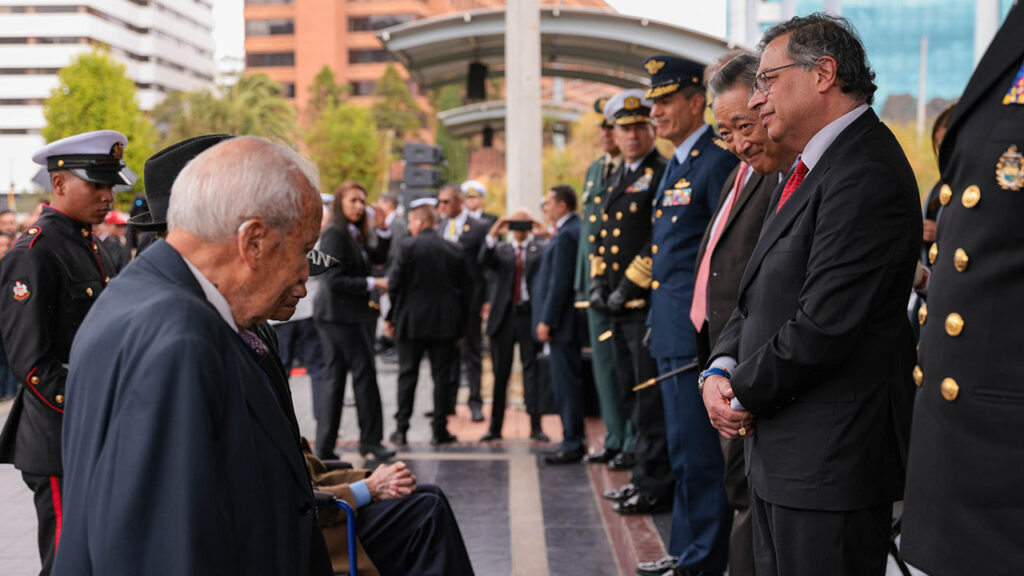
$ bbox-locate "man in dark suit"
[533,185,585,463]
[438,184,489,422]
[387,200,471,445]
[902,5,1024,576]
[589,89,673,517]
[636,55,738,576]
[478,209,547,441]
[704,15,920,576]
[688,52,795,576]
[55,136,333,575]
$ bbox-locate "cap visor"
[126,211,167,232]
[71,168,133,186]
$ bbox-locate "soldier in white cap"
[460,179,497,227]
[0,129,127,575]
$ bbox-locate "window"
[350,81,377,96]
[281,82,295,98]
[348,14,415,31]
[246,19,294,36]
[247,52,295,67]
[349,49,391,64]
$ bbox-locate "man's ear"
[50,172,66,199]
[815,56,839,94]
[236,218,274,269]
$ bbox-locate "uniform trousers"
[397,338,455,435]
[586,307,633,453]
[315,321,384,457]
[275,318,326,419]
[358,484,474,576]
[610,315,673,502]
[23,472,61,576]
[488,303,541,434]
[547,339,584,451]
[657,356,731,571]
[751,489,891,576]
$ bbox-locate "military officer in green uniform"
[574,97,634,466]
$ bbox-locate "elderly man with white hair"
[53,136,333,575]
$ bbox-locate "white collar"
[556,213,572,229]
[674,123,710,163]
[182,257,238,333]
[801,104,869,172]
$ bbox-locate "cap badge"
[996,145,1023,191]
[110,141,125,160]
[624,96,641,111]
[12,281,30,303]
[645,60,665,75]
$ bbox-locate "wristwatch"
[698,367,731,395]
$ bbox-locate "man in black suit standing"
[478,209,547,442]
[902,5,1024,576]
[703,14,920,576]
[387,199,471,445]
[533,185,584,464]
[438,184,489,422]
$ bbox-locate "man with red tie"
[703,14,920,576]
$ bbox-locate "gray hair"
[707,52,759,100]
[167,136,320,241]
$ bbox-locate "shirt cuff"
[365,277,375,292]
[485,234,497,249]
[350,481,372,508]
[710,356,737,375]
[376,227,392,239]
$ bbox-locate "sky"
[211,0,728,60]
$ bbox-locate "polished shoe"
[613,492,671,515]
[669,569,722,576]
[430,431,457,445]
[389,430,407,445]
[470,406,485,422]
[359,443,396,460]
[583,447,620,464]
[543,446,584,464]
[530,430,551,443]
[635,556,678,576]
[602,482,638,502]
[479,431,501,442]
[608,451,636,471]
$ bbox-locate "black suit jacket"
[902,5,1024,575]
[479,236,546,336]
[387,228,471,341]
[532,214,581,343]
[314,222,388,325]
[440,213,489,312]
[56,240,328,575]
[694,165,778,347]
[712,109,921,511]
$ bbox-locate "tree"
[43,48,155,193]
[430,85,469,184]
[371,64,425,143]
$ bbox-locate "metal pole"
[917,35,928,139]
[505,0,542,214]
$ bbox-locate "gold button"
[912,365,923,387]
[690,149,700,157]
[611,245,619,254]
[672,215,678,223]
[656,209,663,218]
[652,245,658,254]
[652,280,660,290]
[953,248,969,272]
[602,214,609,222]
[86,287,94,297]
[961,185,980,208]
[92,244,98,253]
[612,262,620,271]
[629,202,638,213]
[938,184,952,205]
[945,313,963,337]
[588,235,595,243]
[613,228,621,237]
[104,276,110,284]
[599,246,605,255]
[600,229,607,238]
[928,243,938,265]
[80,228,89,237]
[58,159,64,167]
[615,212,623,221]
[940,377,959,402]
[30,376,40,386]
[918,303,927,325]
[55,395,64,405]
[589,215,597,223]
[594,196,602,204]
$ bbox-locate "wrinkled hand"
[384,321,396,339]
[922,219,937,243]
[702,375,754,439]
[606,287,627,314]
[536,322,551,343]
[364,461,416,501]
[373,277,389,293]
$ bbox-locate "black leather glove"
[589,277,609,312]
[607,286,627,314]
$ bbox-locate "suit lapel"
[722,170,767,234]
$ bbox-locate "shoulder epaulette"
[24,226,43,250]
[712,137,729,150]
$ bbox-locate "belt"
[513,302,531,314]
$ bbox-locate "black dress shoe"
[602,482,637,502]
[389,430,407,445]
[430,431,457,445]
[530,430,551,442]
[673,570,723,576]
[608,451,637,471]
[479,431,501,442]
[613,492,671,515]
[544,446,584,464]
[584,447,620,464]
[359,444,396,460]
[635,556,678,576]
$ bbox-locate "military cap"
[32,130,131,186]
[593,97,612,127]
[409,197,438,209]
[643,55,706,100]
[604,89,653,126]
[129,134,233,232]
[307,248,337,276]
[461,180,487,198]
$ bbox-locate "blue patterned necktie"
[240,328,269,356]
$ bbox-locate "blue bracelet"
[702,367,731,380]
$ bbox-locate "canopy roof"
[436,100,584,138]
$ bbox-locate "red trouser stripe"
[50,476,62,550]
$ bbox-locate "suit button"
[30,375,40,386]
[940,378,959,402]
[86,287,94,297]
[928,243,938,265]
[938,184,952,205]
[615,212,623,221]
[656,209,663,218]
[917,303,927,325]
[651,245,658,254]
[961,185,980,208]
[652,281,660,290]
[599,246,605,255]
[912,365,923,387]
[595,196,602,204]
[612,262,620,271]
[613,228,621,237]
[600,229,607,238]
[589,215,597,223]
[588,235,595,243]
[953,248,969,272]
[671,215,678,223]
[739,306,748,319]
[944,313,963,337]
[610,245,619,254]
[55,395,64,405]
[602,214,609,222]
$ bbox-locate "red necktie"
[690,162,748,332]
[776,158,808,213]
[513,244,523,304]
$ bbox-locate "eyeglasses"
[753,62,800,96]
[438,199,452,204]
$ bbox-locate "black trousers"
[314,321,384,456]
[275,318,326,420]
[548,338,584,450]
[23,472,62,576]
[488,304,541,434]
[358,484,474,576]
[610,315,673,502]
[751,489,891,576]
[452,311,483,411]
[397,338,455,435]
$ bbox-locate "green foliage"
[888,121,940,203]
[542,111,602,195]
[430,85,469,184]
[306,66,345,120]
[42,48,155,193]
[371,64,425,143]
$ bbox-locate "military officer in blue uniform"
[0,130,127,575]
[639,56,738,576]
[574,98,635,467]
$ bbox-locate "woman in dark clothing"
[314,181,395,461]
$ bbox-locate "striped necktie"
[776,158,808,213]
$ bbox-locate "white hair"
[167,136,320,241]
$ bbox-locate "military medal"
[1002,58,1024,105]
[996,145,1024,191]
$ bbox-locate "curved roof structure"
[436,100,584,138]
[378,7,738,90]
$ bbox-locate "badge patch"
[1003,59,1024,105]
[626,167,655,194]
[663,187,693,207]
[996,145,1024,191]
[12,281,30,303]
